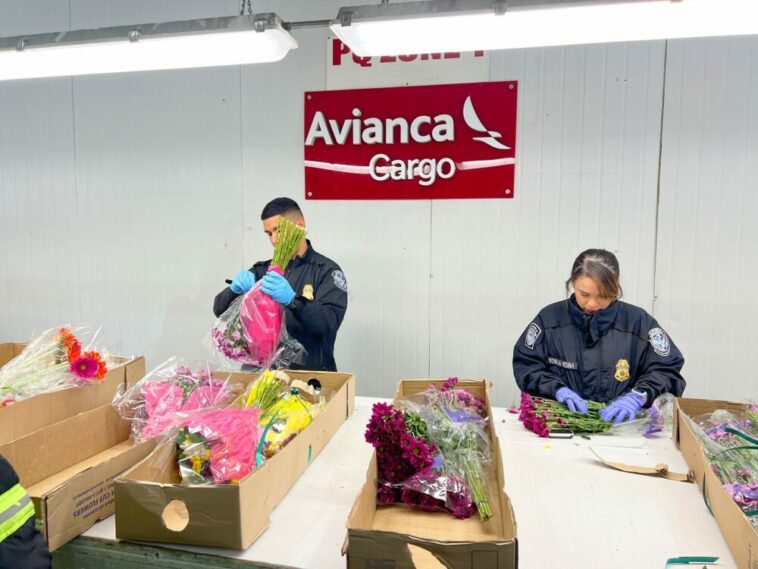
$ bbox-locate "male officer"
[213,197,348,371]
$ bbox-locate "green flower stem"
[272,217,306,271]
[531,398,611,434]
[0,361,70,397]
[463,456,492,521]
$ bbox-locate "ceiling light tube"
[330,0,758,57]
[0,14,297,81]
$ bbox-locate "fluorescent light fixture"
[331,0,758,57]
[0,14,297,81]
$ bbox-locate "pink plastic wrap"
[210,267,306,370]
[240,266,285,366]
[176,406,262,485]
[112,358,236,442]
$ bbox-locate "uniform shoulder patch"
[648,327,671,357]
[332,270,348,292]
[525,322,542,350]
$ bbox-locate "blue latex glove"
[555,386,589,415]
[599,392,644,425]
[261,271,296,305]
[230,270,255,294]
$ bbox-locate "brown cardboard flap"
[589,447,692,482]
[0,343,15,366]
[27,440,149,497]
[0,405,130,487]
[40,438,156,552]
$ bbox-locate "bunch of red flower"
[58,328,107,382]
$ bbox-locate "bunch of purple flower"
[365,384,483,520]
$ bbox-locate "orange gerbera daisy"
[58,327,82,362]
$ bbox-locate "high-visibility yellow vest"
[0,484,35,543]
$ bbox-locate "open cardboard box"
[345,379,518,569]
[0,402,155,551]
[674,397,758,569]
[0,341,145,444]
[114,369,356,549]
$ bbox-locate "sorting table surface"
[74,396,737,569]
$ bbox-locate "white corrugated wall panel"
[239,25,432,397]
[430,42,666,407]
[655,36,758,401]
[0,78,80,338]
[69,67,243,360]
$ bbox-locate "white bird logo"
[463,96,510,151]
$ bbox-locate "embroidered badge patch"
[648,327,671,357]
[302,284,314,300]
[332,270,348,292]
[525,322,542,350]
[614,358,630,382]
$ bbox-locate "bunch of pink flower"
[113,359,235,442]
[437,377,487,417]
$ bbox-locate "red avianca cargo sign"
[304,81,518,200]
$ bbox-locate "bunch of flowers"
[211,306,250,363]
[245,370,327,459]
[211,216,307,369]
[689,405,758,528]
[112,359,235,442]
[517,392,612,437]
[176,406,262,485]
[365,378,493,521]
[419,379,492,520]
[173,368,327,485]
[0,325,108,407]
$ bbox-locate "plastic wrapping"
[0,324,111,407]
[605,393,677,438]
[687,403,758,528]
[176,406,262,485]
[376,454,477,519]
[112,358,237,442]
[210,274,306,371]
[260,388,322,458]
[241,369,325,459]
[366,379,493,520]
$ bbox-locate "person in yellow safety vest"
[0,456,51,569]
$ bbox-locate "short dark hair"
[566,248,623,299]
[260,197,302,220]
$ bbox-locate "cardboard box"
[345,379,518,569]
[674,398,758,569]
[114,369,356,549]
[0,403,155,551]
[0,342,145,444]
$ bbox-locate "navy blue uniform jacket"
[513,296,685,404]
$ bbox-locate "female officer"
[513,249,685,424]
